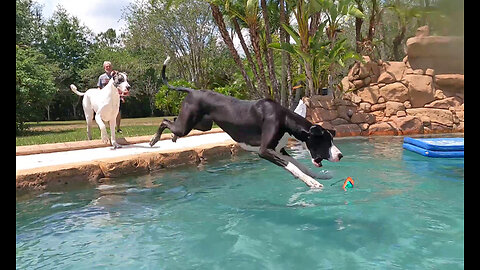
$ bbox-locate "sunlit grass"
[16,117,174,146]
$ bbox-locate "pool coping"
[16,128,243,194]
[16,128,226,156]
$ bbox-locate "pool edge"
[16,140,242,194]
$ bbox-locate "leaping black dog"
[150,56,343,188]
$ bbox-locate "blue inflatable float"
[403,137,464,158]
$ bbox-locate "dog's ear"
[111,70,117,76]
[309,125,324,136]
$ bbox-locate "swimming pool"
[16,135,464,269]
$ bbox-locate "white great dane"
[70,71,130,149]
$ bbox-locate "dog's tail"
[161,56,193,93]
[70,84,85,96]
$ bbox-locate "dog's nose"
[338,153,343,160]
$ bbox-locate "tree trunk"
[304,60,313,97]
[286,54,293,109]
[260,0,280,102]
[284,0,293,110]
[392,25,406,60]
[209,3,257,94]
[279,0,288,107]
[232,17,262,98]
[354,0,364,53]
[46,104,51,121]
[367,0,378,41]
[249,24,270,98]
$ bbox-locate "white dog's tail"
[70,84,85,96]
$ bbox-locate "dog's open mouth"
[312,158,323,167]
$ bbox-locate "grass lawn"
[16,117,175,146]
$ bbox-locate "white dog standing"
[70,71,130,149]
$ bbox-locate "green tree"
[210,2,257,96]
[270,0,363,97]
[16,0,58,131]
[16,0,43,46]
[154,80,193,116]
[224,0,271,98]
[16,45,57,133]
[384,1,422,60]
[40,5,93,119]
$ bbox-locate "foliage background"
[16,0,463,135]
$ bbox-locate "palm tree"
[260,0,280,101]
[270,0,363,97]
[385,1,422,60]
[279,0,293,108]
[226,0,270,98]
[244,0,270,98]
[209,2,257,94]
[231,16,261,95]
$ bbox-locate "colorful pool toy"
[342,177,354,191]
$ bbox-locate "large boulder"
[379,82,409,102]
[434,74,464,96]
[378,61,406,83]
[356,85,380,104]
[390,116,424,135]
[406,108,454,127]
[367,122,398,136]
[406,35,464,74]
[404,74,435,107]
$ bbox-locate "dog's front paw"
[101,135,110,145]
[303,177,323,189]
[112,142,122,149]
[149,134,160,147]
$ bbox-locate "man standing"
[97,61,125,133]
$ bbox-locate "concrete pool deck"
[16,128,242,192]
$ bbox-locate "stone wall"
[305,27,464,137]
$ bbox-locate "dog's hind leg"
[171,115,213,142]
[85,115,94,140]
[150,110,205,147]
[150,98,206,146]
[193,115,213,131]
[150,118,193,146]
[149,118,176,146]
[83,99,94,140]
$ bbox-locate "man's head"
[103,61,113,75]
[304,125,343,167]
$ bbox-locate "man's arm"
[97,74,103,88]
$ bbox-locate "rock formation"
[305,26,464,137]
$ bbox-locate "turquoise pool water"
[16,135,464,269]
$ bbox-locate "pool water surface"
[16,135,464,269]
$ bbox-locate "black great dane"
[150,57,343,188]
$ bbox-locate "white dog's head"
[111,71,130,96]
